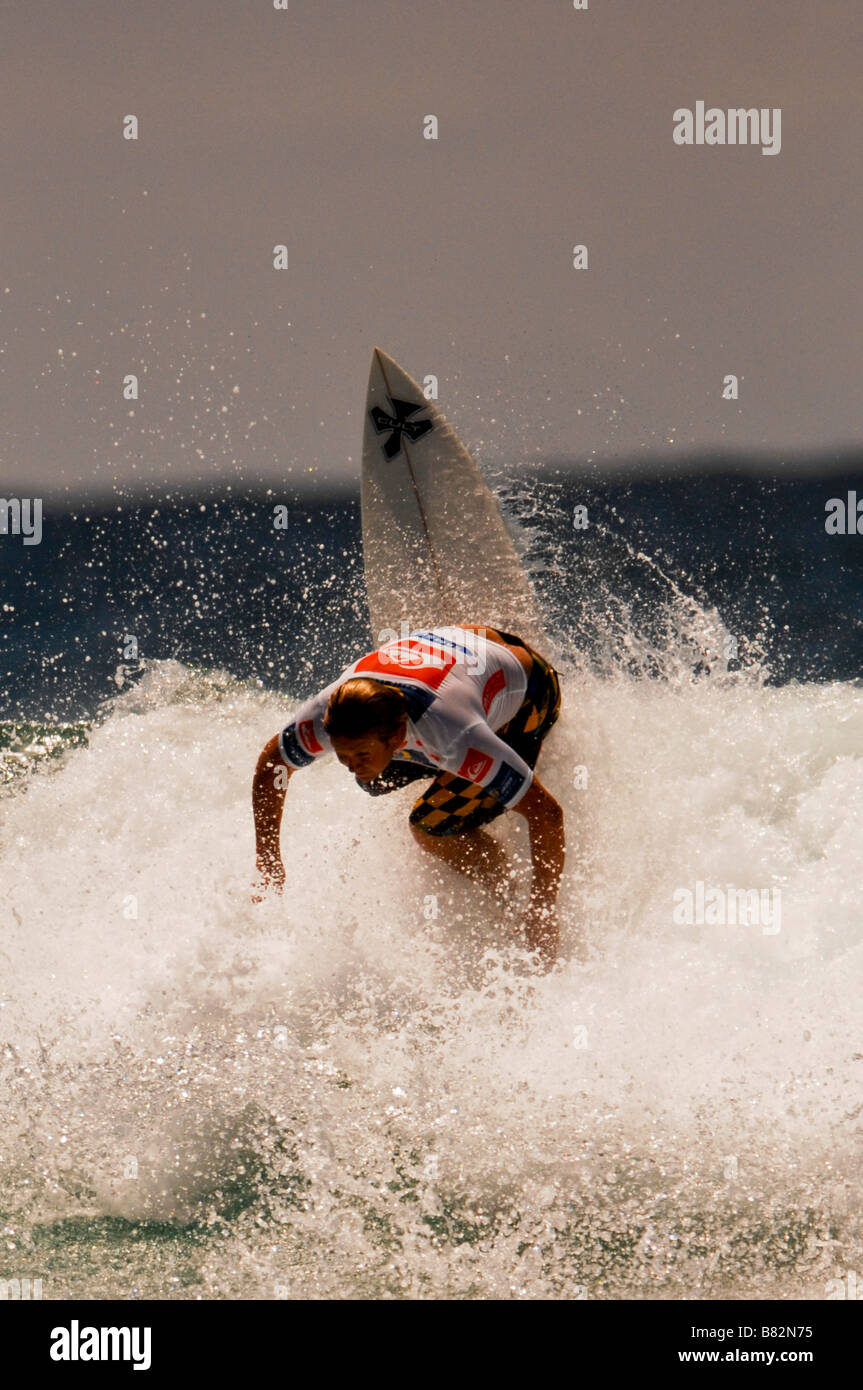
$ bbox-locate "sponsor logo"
[279,723,317,768]
[458,748,493,783]
[481,668,505,714]
[376,639,427,667]
[298,719,323,755]
[369,396,434,459]
[488,761,527,805]
[411,628,485,671]
[356,639,455,689]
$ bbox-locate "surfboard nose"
[361,349,549,649]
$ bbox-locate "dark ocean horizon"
[2,460,862,722]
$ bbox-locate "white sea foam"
[1,657,861,1298]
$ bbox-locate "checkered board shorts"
[356,629,562,837]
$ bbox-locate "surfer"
[253,624,565,963]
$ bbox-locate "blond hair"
[323,678,407,741]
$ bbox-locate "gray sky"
[2,0,862,500]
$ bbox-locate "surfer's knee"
[410,819,455,846]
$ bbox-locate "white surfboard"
[361,348,550,651]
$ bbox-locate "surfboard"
[360,348,550,651]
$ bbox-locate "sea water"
[2,643,860,1299]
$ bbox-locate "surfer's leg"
[407,771,507,837]
[409,820,510,892]
[407,772,516,896]
[494,641,562,768]
[457,625,562,760]
[404,635,562,886]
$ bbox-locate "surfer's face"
[331,727,404,780]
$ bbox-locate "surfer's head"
[324,679,408,779]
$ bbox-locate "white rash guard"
[278,627,534,809]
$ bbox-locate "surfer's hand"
[253,853,285,902]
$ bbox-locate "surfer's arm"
[512,776,565,959]
[252,734,292,892]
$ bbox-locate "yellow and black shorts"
[356,630,562,838]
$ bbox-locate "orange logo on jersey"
[298,719,323,754]
[481,668,505,714]
[356,638,456,688]
[458,748,493,783]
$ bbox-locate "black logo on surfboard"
[369,397,434,459]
